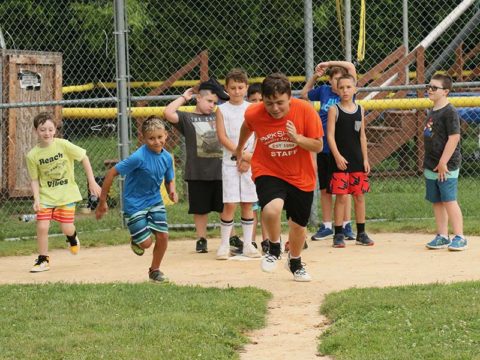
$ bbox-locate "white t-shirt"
[218,101,255,166]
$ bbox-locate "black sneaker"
[356,232,374,246]
[333,233,346,248]
[196,237,208,253]
[260,239,269,254]
[229,235,243,255]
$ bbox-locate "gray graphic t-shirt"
[423,103,461,171]
[175,111,222,181]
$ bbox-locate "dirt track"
[1,233,479,359]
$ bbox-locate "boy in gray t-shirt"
[164,78,230,253]
[423,74,467,251]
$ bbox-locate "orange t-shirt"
[245,98,323,191]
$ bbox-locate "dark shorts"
[425,177,458,203]
[317,153,333,190]
[329,172,370,195]
[255,175,313,227]
[187,180,224,215]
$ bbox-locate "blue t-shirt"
[308,84,340,153]
[115,145,174,216]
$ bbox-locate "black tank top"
[331,104,364,172]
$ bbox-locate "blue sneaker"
[425,235,450,249]
[342,223,356,240]
[311,224,333,240]
[448,236,468,251]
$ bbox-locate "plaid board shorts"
[36,203,76,223]
[125,203,168,244]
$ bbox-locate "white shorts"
[222,164,258,203]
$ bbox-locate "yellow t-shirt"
[26,138,86,206]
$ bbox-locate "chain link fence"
[0,0,479,240]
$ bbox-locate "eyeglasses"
[425,84,446,91]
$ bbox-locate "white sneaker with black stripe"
[261,252,280,272]
[285,255,312,282]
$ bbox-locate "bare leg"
[261,198,284,243]
[287,219,306,258]
[151,232,168,270]
[36,220,50,255]
[353,194,365,224]
[344,195,353,222]
[193,214,208,238]
[443,201,463,235]
[333,194,348,227]
[433,202,448,235]
[320,190,333,223]
[60,222,76,237]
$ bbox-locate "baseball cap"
[198,78,230,101]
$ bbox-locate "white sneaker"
[243,243,261,258]
[285,256,312,282]
[216,244,230,260]
[30,256,50,273]
[261,252,279,272]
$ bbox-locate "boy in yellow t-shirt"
[26,112,101,273]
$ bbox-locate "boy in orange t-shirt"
[236,73,323,282]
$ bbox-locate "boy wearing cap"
[164,78,230,253]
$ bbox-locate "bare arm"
[316,61,357,79]
[81,155,101,197]
[300,67,326,100]
[359,106,370,174]
[327,106,348,171]
[215,107,237,153]
[95,167,119,219]
[164,180,178,203]
[235,122,254,169]
[164,88,194,124]
[286,120,323,153]
[434,134,460,181]
[31,180,41,212]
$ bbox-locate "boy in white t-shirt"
[215,68,261,259]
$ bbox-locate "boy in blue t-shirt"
[301,60,356,241]
[96,117,177,282]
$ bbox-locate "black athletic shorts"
[186,180,224,215]
[255,175,313,227]
[316,152,333,190]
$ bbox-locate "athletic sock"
[334,226,343,235]
[241,217,254,247]
[220,219,234,247]
[324,222,332,229]
[343,221,350,227]
[357,223,365,234]
[66,231,77,244]
[269,240,281,258]
[289,256,302,273]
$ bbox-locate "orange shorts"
[36,203,76,223]
[329,172,370,195]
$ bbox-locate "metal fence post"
[114,0,130,220]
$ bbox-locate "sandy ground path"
[1,233,479,359]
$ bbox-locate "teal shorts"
[425,177,458,203]
[125,203,168,244]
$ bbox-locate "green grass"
[319,281,480,360]
[0,283,270,360]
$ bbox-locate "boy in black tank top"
[326,74,374,248]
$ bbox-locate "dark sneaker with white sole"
[196,237,208,253]
[356,232,374,246]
